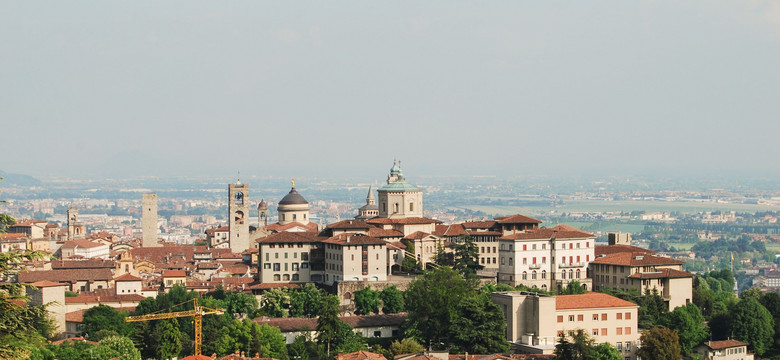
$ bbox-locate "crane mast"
[125,298,224,356]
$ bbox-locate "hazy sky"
[1,1,779,180]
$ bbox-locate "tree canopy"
[731,296,775,355]
[636,327,681,360]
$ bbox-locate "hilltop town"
[1,162,778,360]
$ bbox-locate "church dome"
[279,187,308,205]
[258,199,267,209]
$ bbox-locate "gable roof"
[556,292,637,310]
[700,340,748,350]
[594,244,655,256]
[495,214,542,224]
[327,220,372,230]
[591,252,684,266]
[499,227,593,240]
[114,273,143,282]
[322,234,387,246]
[18,268,114,283]
[336,350,387,360]
[627,268,695,279]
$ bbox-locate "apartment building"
[491,291,639,359]
[323,234,387,285]
[498,225,594,292]
[257,231,324,284]
[590,248,694,310]
[694,340,754,360]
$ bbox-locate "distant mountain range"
[0,170,42,187]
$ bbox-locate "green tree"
[316,295,342,356]
[82,304,130,339]
[289,284,323,318]
[731,296,775,355]
[334,322,367,354]
[354,287,381,315]
[660,303,709,357]
[636,327,681,360]
[0,249,50,359]
[403,266,477,348]
[592,343,622,360]
[559,280,587,295]
[254,323,288,359]
[224,291,258,318]
[638,289,667,328]
[553,329,594,360]
[98,335,142,360]
[450,295,509,354]
[453,237,483,276]
[434,242,454,266]
[259,288,290,317]
[390,338,424,357]
[152,319,182,360]
[380,286,404,314]
[401,240,421,272]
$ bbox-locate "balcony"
[558,262,584,269]
[529,263,541,269]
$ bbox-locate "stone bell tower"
[228,179,250,253]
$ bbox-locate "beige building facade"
[491,291,639,359]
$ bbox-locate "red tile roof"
[31,280,65,288]
[499,227,593,240]
[700,340,748,350]
[257,231,322,244]
[627,268,695,279]
[52,259,116,269]
[591,252,684,266]
[336,350,387,360]
[556,292,637,310]
[366,217,441,225]
[433,224,468,237]
[327,220,372,230]
[367,228,404,238]
[0,233,27,240]
[65,294,145,304]
[114,273,143,282]
[60,239,106,249]
[322,234,387,246]
[495,214,542,224]
[595,244,655,256]
[162,270,186,277]
[18,268,114,283]
[403,231,434,240]
[461,221,497,229]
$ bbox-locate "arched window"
[292,274,299,281]
[541,284,548,291]
[394,203,399,212]
[576,269,581,279]
[561,270,566,279]
[522,271,527,280]
[281,214,285,221]
[273,274,280,281]
[569,270,574,279]
[293,214,297,221]
[542,270,547,279]
[532,271,537,280]
[283,274,290,281]
[409,202,414,211]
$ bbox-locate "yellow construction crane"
[125,298,224,356]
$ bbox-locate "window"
[561,270,566,279]
[616,342,622,351]
[625,312,631,319]
[265,253,269,261]
[617,313,622,320]
[569,315,575,322]
[275,253,279,259]
[374,330,382,337]
[522,271,527,280]
[601,314,607,321]
[592,329,599,336]
[532,244,537,250]
[624,327,631,335]
[542,256,547,263]
[409,202,414,211]
[263,263,271,269]
[284,252,288,259]
[542,270,547,279]
[601,328,607,335]
[616,327,623,335]
[273,263,280,271]
[292,263,299,271]
[577,314,583,321]
[533,257,537,264]
[557,315,563,323]
[273,274,280,281]
[523,258,527,265]
[293,214,297,220]
[283,274,290,281]
[509,257,513,265]
[292,274,299,281]
[532,271,537,280]
[523,244,527,251]
[493,257,496,263]
[593,314,599,320]
[501,257,505,265]
[576,269,581,278]
[625,342,630,351]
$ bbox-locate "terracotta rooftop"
[114,273,143,282]
[257,231,322,244]
[60,238,106,249]
[461,220,498,229]
[700,340,749,350]
[322,234,387,246]
[0,233,28,240]
[18,268,114,283]
[265,221,320,233]
[555,292,637,310]
[495,214,542,224]
[162,270,187,277]
[336,350,387,360]
[403,231,435,240]
[367,228,404,238]
[30,280,65,288]
[499,227,593,240]
[591,252,684,266]
[327,220,372,230]
[433,224,468,237]
[365,217,441,225]
[627,268,695,279]
[594,244,655,256]
[65,294,146,304]
[52,259,116,269]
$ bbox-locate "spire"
[366,185,375,205]
[236,171,242,185]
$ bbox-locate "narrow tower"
[356,185,379,220]
[258,199,268,227]
[142,193,160,247]
[67,207,85,240]
[228,180,250,253]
